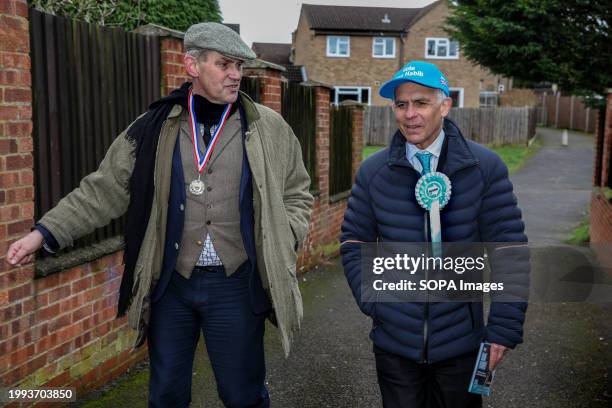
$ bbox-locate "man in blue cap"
[341,61,529,407]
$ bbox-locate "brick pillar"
[295,85,332,270]
[160,37,188,96]
[0,0,36,386]
[258,70,282,114]
[134,24,189,96]
[243,60,285,114]
[599,93,612,188]
[349,104,365,178]
[314,86,331,201]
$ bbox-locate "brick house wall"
[403,1,507,108]
[293,12,401,107]
[293,1,509,107]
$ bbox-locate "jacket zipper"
[393,161,432,364]
[388,148,478,364]
[422,212,430,364]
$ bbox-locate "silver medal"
[189,179,205,195]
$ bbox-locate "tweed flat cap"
[184,22,256,61]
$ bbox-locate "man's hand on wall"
[6,230,44,266]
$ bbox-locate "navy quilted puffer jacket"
[341,118,529,363]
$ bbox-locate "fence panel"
[363,106,536,146]
[30,9,160,249]
[540,93,597,132]
[363,106,395,145]
[281,82,316,190]
[329,105,353,198]
[240,76,261,103]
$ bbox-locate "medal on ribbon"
[187,88,232,196]
[415,172,452,256]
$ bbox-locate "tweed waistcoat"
[175,110,248,278]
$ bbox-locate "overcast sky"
[218,0,436,47]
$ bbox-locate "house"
[290,1,510,107]
[252,42,307,83]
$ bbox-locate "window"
[425,37,459,59]
[479,91,498,107]
[449,88,464,107]
[372,37,395,58]
[327,36,350,57]
[331,87,371,105]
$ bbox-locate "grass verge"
[489,139,541,175]
[565,217,590,245]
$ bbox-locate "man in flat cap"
[341,61,529,407]
[7,22,313,407]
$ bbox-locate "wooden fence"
[540,93,597,133]
[329,105,353,198]
[281,82,316,190]
[240,76,261,103]
[30,9,160,249]
[364,106,538,146]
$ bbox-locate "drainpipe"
[399,31,406,69]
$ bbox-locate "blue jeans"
[147,262,269,407]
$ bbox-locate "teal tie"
[416,151,433,175]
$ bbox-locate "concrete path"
[511,127,594,243]
[486,128,611,408]
[76,128,610,408]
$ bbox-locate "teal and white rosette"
[415,172,452,257]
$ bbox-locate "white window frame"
[327,36,350,57]
[479,91,499,107]
[333,86,372,105]
[449,87,464,107]
[372,37,396,58]
[425,37,459,60]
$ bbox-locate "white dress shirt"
[405,128,445,174]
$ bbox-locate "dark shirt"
[193,94,238,145]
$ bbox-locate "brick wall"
[0,0,36,390]
[590,92,612,269]
[591,92,612,231]
[0,4,147,403]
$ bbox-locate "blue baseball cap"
[379,61,449,99]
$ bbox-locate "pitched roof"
[301,2,439,33]
[251,42,291,65]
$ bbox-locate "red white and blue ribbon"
[187,87,232,174]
